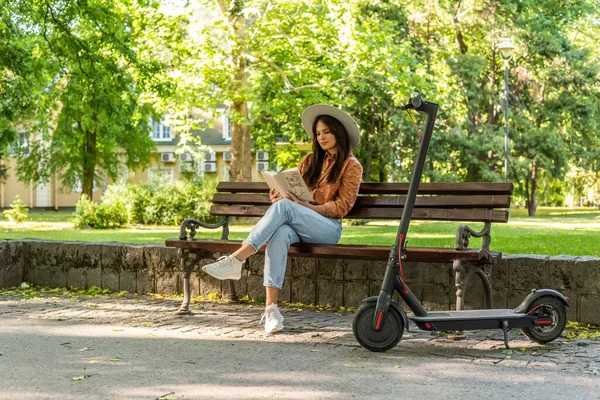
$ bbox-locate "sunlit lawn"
[1,208,599,257]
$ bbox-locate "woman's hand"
[286,191,312,208]
[269,188,284,204]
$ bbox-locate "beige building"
[1,113,310,209]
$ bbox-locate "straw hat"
[301,104,360,150]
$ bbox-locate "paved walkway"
[1,291,599,399]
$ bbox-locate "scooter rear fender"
[362,296,409,331]
[514,289,571,313]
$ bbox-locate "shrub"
[73,178,218,229]
[346,219,368,226]
[129,179,217,225]
[3,194,28,223]
[73,194,130,229]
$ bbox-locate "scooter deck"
[408,309,523,322]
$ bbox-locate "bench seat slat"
[212,194,512,209]
[216,181,514,195]
[165,239,499,264]
[209,205,509,223]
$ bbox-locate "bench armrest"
[454,221,491,251]
[179,217,230,240]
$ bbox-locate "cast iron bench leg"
[223,280,239,303]
[475,268,493,309]
[449,259,468,340]
[176,249,201,315]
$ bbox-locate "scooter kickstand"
[502,320,510,349]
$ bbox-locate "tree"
[5,0,182,200]
[0,2,50,180]
[399,0,600,215]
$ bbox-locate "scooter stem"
[373,94,439,330]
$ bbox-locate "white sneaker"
[260,304,284,334]
[201,255,243,280]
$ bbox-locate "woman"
[202,104,363,334]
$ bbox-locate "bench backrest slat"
[213,193,511,209]
[212,181,513,224]
[210,205,509,223]
[216,181,514,195]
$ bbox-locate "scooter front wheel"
[522,296,567,344]
[352,301,404,352]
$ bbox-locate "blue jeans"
[242,199,342,289]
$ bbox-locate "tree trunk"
[226,5,251,182]
[363,98,376,182]
[82,125,96,201]
[230,101,251,182]
[527,157,538,216]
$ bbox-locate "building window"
[149,168,174,184]
[222,114,231,141]
[7,134,29,156]
[151,119,172,141]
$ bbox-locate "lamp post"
[497,37,516,182]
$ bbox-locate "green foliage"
[564,321,600,341]
[74,194,130,229]
[0,283,113,299]
[3,194,28,223]
[3,0,184,199]
[72,178,217,228]
[128,179,217,225]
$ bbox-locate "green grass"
[1,208,599,257]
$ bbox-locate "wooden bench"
[166,181,513,315]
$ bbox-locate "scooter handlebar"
[399,92,422,110]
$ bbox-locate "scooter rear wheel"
[522,296,567,344]
[352,302,404,352]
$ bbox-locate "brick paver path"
[1,291,599,376]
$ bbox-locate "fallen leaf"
[88,360,99,364]
[72,375,85,381]
[310,322,319,327]
[79,347,90,352]
[394,365,401,368]
[311,349,319,352]
[109,354,122,361]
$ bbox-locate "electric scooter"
[352,93,571,352]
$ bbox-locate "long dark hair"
[303,115,350,187]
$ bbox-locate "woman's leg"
[203,199,341,281]
[231,244,254,263]
[261,225,299,334]
[263,224,299,294]
[266,287,279,306]
[243,199,341,251]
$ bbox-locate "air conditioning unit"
[203,162,217,172]
[223,151,231,162]
[256,151,269,161]
[179,162,195,173]
[161,152,175,163]
[179,153,193,162]
[204,152,217,162]
[256,161,269,171]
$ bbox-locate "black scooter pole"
[372,93,438,331]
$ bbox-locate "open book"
[260,167,314,203]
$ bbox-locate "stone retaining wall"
[1,239,598,323]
